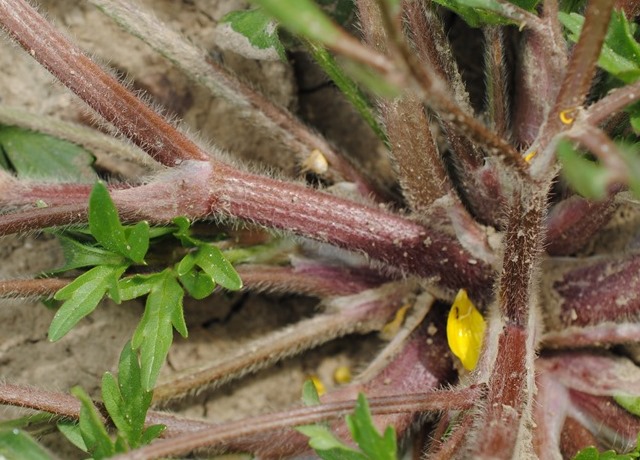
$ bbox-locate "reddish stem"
[0,0,209,167]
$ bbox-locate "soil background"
[0,1,390,457]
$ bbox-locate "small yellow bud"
[380,303,411,340]
[302,149,329,175]
[333,365,352,385]
[446,289,486,371]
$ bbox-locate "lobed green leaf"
[89,182,131,257]
[345,393,397,460]
[49,265,127,341]
[296,425,367,460]
[132,270,187,390]
[301,379,321,406]
[53,235,125,273]
[57,421,87,452]
[614,394,640,417]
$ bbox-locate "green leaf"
[172,217,198,247]
[221,8,286,60]
[124,221,150,264]
[71,387,115,460]
[0,428,56,460]
[432,0,539,27]
[102,342,153,448]
[557,140,611,200]
[193,245,243,291]
[305,41,387,144]
[296,425,366,460]
[614,394,640,417]
[89,182,130,258]
[559,11,640,84]
[250,0,344,47]
[345,394,397,460]
[178,267,216,299]
[117,273,161,301]
[57,420,88,452]
[49,265,127,341]
[140,425,166,446]
[0,125,96,182]
[53,235,125,272]
[132,270,187,390]
[302,379,321,406]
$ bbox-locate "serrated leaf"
[125,221,150,264]
[71,387,115,460]
[132,270,186,390]
[221,8,286,60]
[557,140,611,200]
[0,428,56,460]
[58,420,88,452]
[89,182,130,258]
[53,235,125,273]
[250,0,343,47]
[0,125,96,182]
[193,245,243,291]
[49,265,127,341]
[302,379,321,406]
[345,394,397,460]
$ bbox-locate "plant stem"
[0,0,209,167]
[0,278,71,297]
[584,80,640,126]
[89,0,384,199]
[153,281,416,402]
[114,388,483,460]
[0,105,159,177]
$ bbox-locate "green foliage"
[559,10,640,84]
[297,386,398,460]
[614,395,640,417]
[59,343,165,458]
[249,0,343,47]
[221,8,286,60]
[557,140,612,200]
[0,429,56,460]
[557,140,640,200]
[431,0,539,28]
[48,184,242,390]
[0,125,96,182]
[573,433,640,460]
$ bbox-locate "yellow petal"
[446,289,486,371]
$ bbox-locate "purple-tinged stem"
[568,391,640,451]
[542,323,640,348]
[0,0,209,167]
[428,412,476,459]
[538,352,640,396]
[90,0,383,199]
[545,191,619,256]
[542,252,640,329]
[114,388,482,460]
[355,0,451,211]
[532,373,569,459]
[484,27,510,139]
[560,416,601,458]
[534,0,615,172]
[152,281,416,402]
[0,278,71,297]
[564,125,629,182]
[584,80,640,127]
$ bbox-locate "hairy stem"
[89,0,383,198]
[0,0,209,167]
[153,281,416,402]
